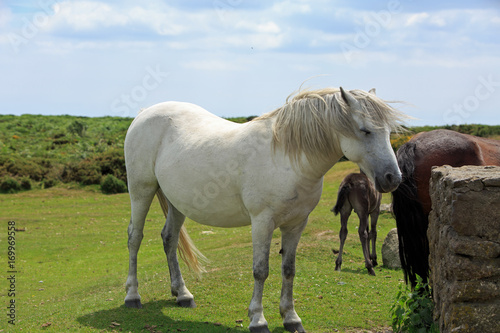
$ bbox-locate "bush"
[42,179,56,189]
[390,275,439,333]
[20,177,32,190]
[62,160,102,185]
[67,120,88,137]
[101,174,127,194]
[61,149,126,185]
[0,176,21,193]
[94,148,126,182]
[0,156,46,181]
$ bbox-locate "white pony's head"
[336,87,404,192]
[259,86,407,192]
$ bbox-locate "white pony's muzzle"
[374,170,402,193]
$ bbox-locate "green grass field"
[1,161,404,333]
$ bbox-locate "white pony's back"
[126,101,312,228]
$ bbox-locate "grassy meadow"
[1,161,405,333]
[8,115,500,332]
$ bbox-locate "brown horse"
[332,173,382,276]
[392,129,500,287]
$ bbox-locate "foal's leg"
[335,206,351,271]
[161,201,195,308]
[358,213,376,276]
[125,184,158,308]
[248,217,274,333]
[280,221,307,333]
[369,209,379,267]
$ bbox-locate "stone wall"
[428,165,500,333]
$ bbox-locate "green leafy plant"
[390,275,439,333]
[67,119,88,137]
[101,174,128,194]
[20,176,32,190]
[42,178,57,189]
[0,176,21,193]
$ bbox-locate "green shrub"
[0,156,45,181]
[390,276,439,333]
[67,120,88,137]
[101,174,127,194]
[61,149,126,185]
[62,160,102,185]
[77,161,102,185]
[94,148,126,182]
[42,179,56,189]
[0,176,21,193]
[20,177,32,190]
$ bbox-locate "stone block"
[429,166,500,333]
[449,280,500,303]
[444,302,500,333]
[381,228,401,269]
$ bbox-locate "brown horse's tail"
[391,142,430,288]
[156,189,207,276]
[332,184,350,215]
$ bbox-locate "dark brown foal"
[332,172,382,276]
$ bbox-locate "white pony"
[124,87,405,333]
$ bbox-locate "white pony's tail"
[156,189,207,276]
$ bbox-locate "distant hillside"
[410,124,500,138]
[0,114,499,193]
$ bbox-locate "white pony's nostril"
[384,172,402,189]
[376,172,402,193]
[385,173,394,184]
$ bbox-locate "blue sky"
[1,0,499,126]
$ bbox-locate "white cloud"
[126,6,186,36]
[270,0,311,16]
[44,1,191,36]
[48,1,128,31]
[401,8,500,31]
[236,20,281,34]
[405,12,430,27]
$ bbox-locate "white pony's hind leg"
[125,183,158,308]
[159,196,196,308]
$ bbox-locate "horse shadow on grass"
[77,299,287,333]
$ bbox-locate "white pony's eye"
[360,128,371,135]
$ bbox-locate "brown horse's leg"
[369,210,379,267]
[336,208,351,271]
[358,214,376,276]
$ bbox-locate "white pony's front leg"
[248,217,274,333]
[279,221,307,333]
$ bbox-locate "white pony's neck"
[253,87,405,177]
[254,89,352,175]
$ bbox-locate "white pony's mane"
[254,87,406,166]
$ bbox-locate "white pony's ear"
[369,88,376,95]
[340,87,360,109]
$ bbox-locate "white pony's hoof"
[284,321,306,333]
[249,325,271,333]
[177,298,196,308]
[124,299,142,308]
